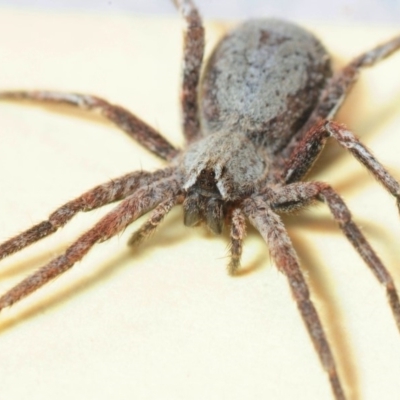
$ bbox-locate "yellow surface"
[0,8,400,400]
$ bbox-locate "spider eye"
[196,169,220,197]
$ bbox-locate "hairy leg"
[282,120,400,212]
[228,207,246,275]
[269,181,400,332]
[283,33,400,159]
[0,177,181,311]
[0,168,174,261]
[173,0,205,144]
[0,91,178,161]
[243,198,346,400]
[127,196,182,247]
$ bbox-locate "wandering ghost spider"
[1,1,400,399]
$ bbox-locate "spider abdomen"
[200,19,332,152]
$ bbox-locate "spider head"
[181,132,267,234]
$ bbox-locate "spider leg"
[313,34,400,123]
[0,168,174,262]
[243,198,346,400]
[269,181,400,332]
[0,90,178,161]
[282,120,400,212]
[172,0,205,144]
[127,195,182,247]
[0,177,181,312]
[228,207,246,275]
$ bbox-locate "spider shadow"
[230,225,272,277]
[0,208,205,332]
[0,247,137,332]
[288,227,361,399]
[127,208,202,255]
[0,242,70,280]
[6,100,108,128]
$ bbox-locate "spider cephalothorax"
[0,1,400,400]
[182,130,267,233]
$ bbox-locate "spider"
[0,1,400,399]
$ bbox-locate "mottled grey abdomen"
[200,19,332,153]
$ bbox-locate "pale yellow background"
[0,7,399,400]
